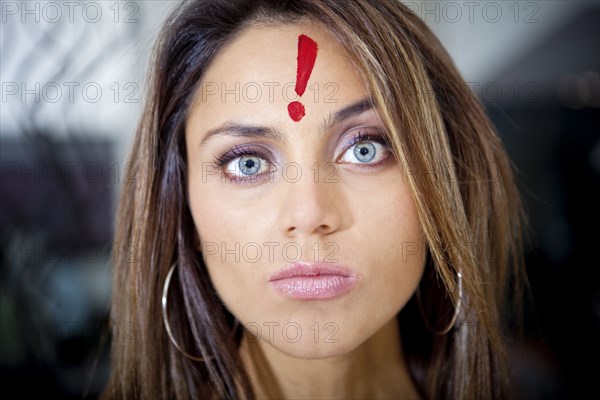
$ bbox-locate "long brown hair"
[103,1,524,399]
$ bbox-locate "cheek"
[188,174,250,242]
[348,179,425,302]
[187,160,277,242]
[186,176,270,310]
[349,173,423,248]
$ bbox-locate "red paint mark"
[288,34,318,122]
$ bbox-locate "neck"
[239,317,420,399]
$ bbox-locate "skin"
[185,21,425,399]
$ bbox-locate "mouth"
[268,262,358,300]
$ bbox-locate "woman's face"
[185,22,426,358]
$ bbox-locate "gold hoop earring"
[416,270,463,335]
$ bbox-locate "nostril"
[316,224,334,235]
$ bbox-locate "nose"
[276,166,342,238]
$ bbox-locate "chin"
[268,334,361,360]
[243,313,370,360]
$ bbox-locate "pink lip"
[268,262,358,300]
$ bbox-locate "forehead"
[189,21,368,129]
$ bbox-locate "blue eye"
[239,156,261,175]
[225,155,269,177]
[340,140,388,164]
[354,142,376,162]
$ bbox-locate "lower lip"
[269,275,357,300]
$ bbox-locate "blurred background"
[1,1,598,398]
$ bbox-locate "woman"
[103,0,525,399]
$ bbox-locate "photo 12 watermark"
[243,321,340,344]
[1,161,138,184]
[2,240,137,264]
[1,1,140,24]
[403,1,540,24]
[201,241,340,264]
[1,81,140,104]
[198,81,339,104]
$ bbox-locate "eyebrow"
[198,97,374,146]
[199,124,284,147]
[323,97,374,132]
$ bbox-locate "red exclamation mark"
[288,34,318,122]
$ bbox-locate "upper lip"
[268,262,356,282]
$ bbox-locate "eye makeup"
[335,127,392,170]
[209,126,393,184]
[212,143,278,184]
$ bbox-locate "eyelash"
[342,131,391,168]
[345,131,389,153]
[213,144,267,167]
[212,130,391,183]
[212,144,274,183]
